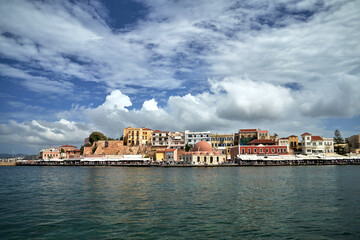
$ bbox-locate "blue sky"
[0,0,359,154]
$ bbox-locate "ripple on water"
[0,166,360,239]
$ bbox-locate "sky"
[0,0,359,154]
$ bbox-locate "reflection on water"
[0,166,360,239]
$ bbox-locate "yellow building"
[211,133,233,159]
[288,135,300,152]
[257,130,270,140]
[123,127,152,146]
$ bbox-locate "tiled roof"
[311,136,323,141]
[239,129,257,132]
[153,130,169,133]
[59,144,77,148]
[279,137,289,140]
[143,128,152,130]
[301,132,312,136]
[289,135,298,137]
[165,149,176,152]
[248,139,276,145]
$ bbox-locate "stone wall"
[83,140,158,158]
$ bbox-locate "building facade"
[346,135,360,153]
[40,148,60,159]
[180,141,226,165]
[288,135,300,153]
[155,149,178,162]
[152,130,169,147]
[278,138,290,151]
[184,130,211,147]
[301,133,334,154]
[168,132,185,149]
[59,145,80,159]
[230,145,288,161]
[211,134,234,148]
[257,130,270,140]
[123,127,152,146]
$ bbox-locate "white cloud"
[142,99,159,111]
[0,0,360,153]
[100,90,132,111]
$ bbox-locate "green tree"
[60,148,65,153]
[334,129,344,144]
[334,129,346,155]
[80,145,84,155]
[120,135,124,140]
[185,143,191,152]
[89,131,107,144]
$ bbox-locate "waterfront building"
[270,133,279,144]
[278,138,290,151]
[211,133,234,159]
[230,145,288,161]
[346,135,360,153]
[152,130,169,147]
[168,131,185,149]
[40,148,60,159]
[123,127,152,146]
[59,145,80,159]
[257,130,270,140]
[211,134,234,148]
[234,129,270,145]
[278,136,300,154]
[301,133,334,154]
[180,141,226,165]
[288,135,300,153]
[155,149,178,163]
[184,130,211,147]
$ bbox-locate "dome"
[191,141,213,152]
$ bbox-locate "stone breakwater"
[15,158,360,167]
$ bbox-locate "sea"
[0,166,359,239]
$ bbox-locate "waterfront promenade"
[15,157,360,167]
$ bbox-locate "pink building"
[40,148,60,159]
[230,145,288,161]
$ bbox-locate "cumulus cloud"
[100,90,132,111]
[142,99,159,111]
[0,0,359,153]
[0,119,90,147]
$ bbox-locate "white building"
[152,130,169,147]
[185,130,211,147]
[301,133,334,155]
[278,138,290,152]
[168,132,185,149]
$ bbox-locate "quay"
[14,157,360,167]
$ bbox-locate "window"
[197,156,200,162]
[210,156,213,163]
[254,148,257,153]
[260,148,263,153]
[266,149,269,153]
[204,157,206,163]
[242,149,245,154]
[272,148,275,153]
[248,149,251,154]
[313,142,316,146]
[217,157,219,162]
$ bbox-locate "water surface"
[0,166,359,239]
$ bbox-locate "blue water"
[0,166,359,239]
